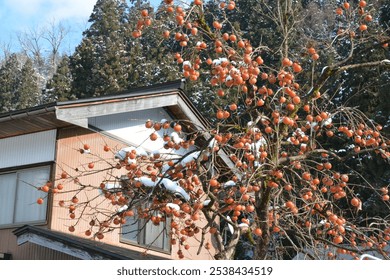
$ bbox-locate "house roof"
[0,80,238,171]
[0,79,209,139]
[13,225,169,260]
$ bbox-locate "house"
[0,80,218,260]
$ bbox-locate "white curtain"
[0,165,49,226]
[14,166,50,223]
[0,173,17,225]
[122,215,139,242]
[144,219,167,250]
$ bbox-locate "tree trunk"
[214,231,241,260]
[253,186,272,259]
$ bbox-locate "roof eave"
[13,225,168,260]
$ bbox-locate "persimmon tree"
[39,0,390,260]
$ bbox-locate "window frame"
[119,205,171,254]
[0,163,52,229]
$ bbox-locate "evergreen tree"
[0,54,20,112]
[70,38,96,98]
[0,54,40,112]
[126,1,180,87]
[45,55,74,102]
[17,57,40,108]
[70,0,130,98]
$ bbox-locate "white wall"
[0,130,56,169]
[88,108,193,156]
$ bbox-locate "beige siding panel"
[0,129,56,169]
[51,127,175,259]
[50,126,214,260]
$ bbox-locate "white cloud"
[46,0,97,21]
[4,0,43,15]
[4,0,96,22]
[0,0,96,49]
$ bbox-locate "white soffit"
[55,94,179,128]
[88,108,173,149]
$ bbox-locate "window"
[0,166,50,227]
[121,210,170,252]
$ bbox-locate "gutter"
[0,103,57,123]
